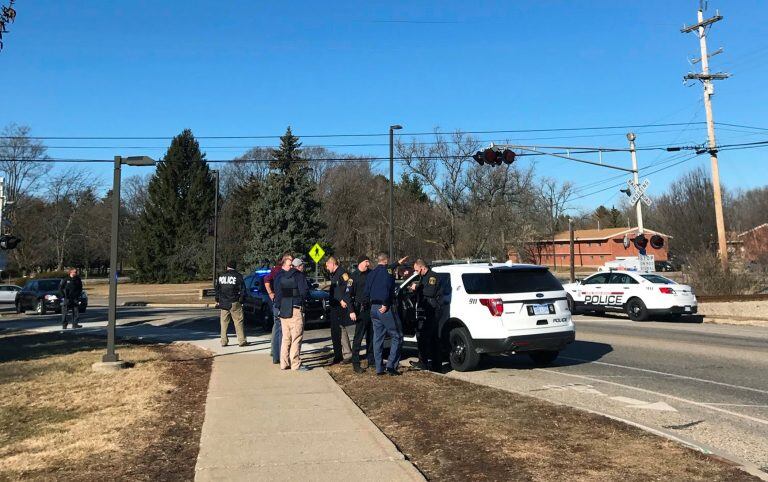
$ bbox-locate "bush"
[11,271,69,287]
[683,252,757,295]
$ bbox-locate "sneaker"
[272,359,280,364]
[376,371,386,376]
[409,360,427,370]
[238,342,249,347]
[353,364,365,374]
[386,368,401,376]
[341,359,352,365]
[221,343,229,347]
[297,366,311,372]
[72,324,82,329]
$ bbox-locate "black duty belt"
[370,299,386,305]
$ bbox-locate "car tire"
[35,300,46,315]
[448,326,480,372]
[566,294,579,315]
[626,298,648,322]
[529,350,559,366]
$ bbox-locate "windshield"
[462,269,563,294]
[38,280,61,291]
[640,274,676,284]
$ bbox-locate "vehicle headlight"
[44,294,58,301]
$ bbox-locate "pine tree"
[133,129,215,282]
[245,127,324,267]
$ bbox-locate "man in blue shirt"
[363,252,403,376]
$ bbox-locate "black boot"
[353,363,365,374]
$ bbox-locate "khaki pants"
[220,302,246,346]
[280,307,304,370]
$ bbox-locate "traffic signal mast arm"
[474,143,636,173]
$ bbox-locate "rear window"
[462,269,563,294]
[38,280,61,291]
[640,274,676,284]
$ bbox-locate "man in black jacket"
[274,258,310,371]
[215,260,247,347]
[60,268,83,329]
[326,256,353,364]
[410,259,445,372]
[346,255,375,373]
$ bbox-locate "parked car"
[14,279,88,315]
[654,261,676,272]
[242,269,329,330]
[0,285,21,304]
[395,263,575,372]
[563,271,697,321]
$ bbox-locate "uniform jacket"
[274,268,308,318]
[346,268,369,315]
[416,268,444,309]
[215,269,245,310]
[328,267,352,308]
[363,264,395,307]
[59,276,83,302]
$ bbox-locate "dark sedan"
[15,278,88,315]
[242,269,329,329]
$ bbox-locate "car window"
[462,269,563,294]
[583,273,609,285]
[640,274,677,284]
[609,273,638,284]
[0,286,7,291]
[38,280,61,291]
[24,281,36,290]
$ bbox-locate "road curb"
[123,302,215,308]
[435,370,768,481]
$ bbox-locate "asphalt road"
[449,314,768,476]
[3,305,766,475]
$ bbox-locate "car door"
[580,273,611,311]
[0,286,11,303]
[606,272,639,310]
[20,281,36,309]
[395,273,420,338]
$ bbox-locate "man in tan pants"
[275,257,310,371]
[216,261,247,347]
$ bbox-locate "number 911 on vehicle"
[563,271,697,322]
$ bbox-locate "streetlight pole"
[211,170,219,287]
[388,124,402,261]
[97,155,155,370]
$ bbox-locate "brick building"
[527,227,670,268]
[736,223,768,262]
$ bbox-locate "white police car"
[395,263,575,372]
[563,271,697,321]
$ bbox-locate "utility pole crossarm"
[681,13,722,33]
[684,72,731,81]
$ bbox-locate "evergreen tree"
[133,129,215,282]
[245,127,324,267]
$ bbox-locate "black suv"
[15,278,88,315]
[242,269,329,329]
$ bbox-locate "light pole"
[98,155,155,370]
[627,132,644,234]
[211,170,219,287]
[389,124,402,261]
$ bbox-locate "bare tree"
[536,177,575,267]
[0,123,52,212]
[220,147,271,197]
[44,169,96,270]
[396,130,480,259]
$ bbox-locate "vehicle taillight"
[659,287,676,294]
[479,298,504,317]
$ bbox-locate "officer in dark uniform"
[215,260,247,347]
[346,255,375,373]
[363,252,403,376]
[59,268,83,329]
[410,258,444,372]
[326,256,353,363]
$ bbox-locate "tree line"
[2,122,766,282]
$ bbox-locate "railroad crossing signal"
[308,243,325,264]
[626,178,652,207]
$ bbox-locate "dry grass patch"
[329,365,757,481]
[0,333,211,481]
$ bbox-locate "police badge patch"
[342,273,349,282]
[429,277,437,285]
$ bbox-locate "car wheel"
[448,327,480,372]
[566,294,578,315]
[626,298,648,322]
[35,300,47,315]
[529,350,560,366]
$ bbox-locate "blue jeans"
[271,305,282,363]
[371,304,403,373]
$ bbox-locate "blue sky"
[1,0,766,209]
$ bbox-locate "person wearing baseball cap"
[273,256,310,371]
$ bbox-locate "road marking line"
[559,356,768,396]
[610,396,678,412]
[538,368,768,426]
[703,403,768,408]
[611,396,648,405]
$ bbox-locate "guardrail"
[697,293,768,303]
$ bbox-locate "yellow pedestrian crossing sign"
[309,243,325,264]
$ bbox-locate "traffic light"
[0,235,21,250]
[650,234,664,249]
[472,148,516,166]
[632,234,648,250]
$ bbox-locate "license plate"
[530,304,551,316]
[684,306,691,312]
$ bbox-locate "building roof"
[547,227,671,242]
[737,223,768,238]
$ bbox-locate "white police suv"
[395,263,575,372]
[563,271,697,321]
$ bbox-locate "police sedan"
[563,271,697,321]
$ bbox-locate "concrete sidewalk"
[193,349,424,481]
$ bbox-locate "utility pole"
[0,177,4,236]
[569,217,575,283]
[212,170,219,287]
[682,2,730,270]
[627,133,644,234]
[388,124,402,261]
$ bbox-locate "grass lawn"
[0,332,211,481]
[328,365,756,481]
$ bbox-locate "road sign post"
[309,243,325,282]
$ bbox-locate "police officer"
[215,260,247,347]
[326,256,353,364]
[59,268,83,329]
[346,255,375,373]
[410,259,444,372]
[363,252,403,376]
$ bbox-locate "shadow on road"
[578,312,704,324]
[477,340,614,371]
